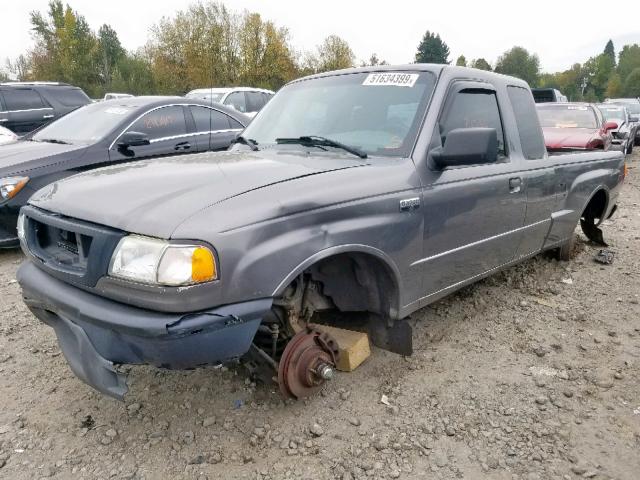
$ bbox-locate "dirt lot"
[1,152,639,480]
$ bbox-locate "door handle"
[43,114,54,119]
[508,177,522,193]
[174,142,191,151]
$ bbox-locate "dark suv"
[0,82,91,134]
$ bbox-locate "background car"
[0,82,91,134]
[531,88,568,103]
[536,102,617,153]
[605,98,640,146]
[597,104,638,154]
[0,96,249,247]
[103,93,134,101]
[0,125,17,145]
[185,87,274,117]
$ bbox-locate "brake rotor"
[277,327,339,399]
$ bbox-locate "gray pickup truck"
[16,65,625,400]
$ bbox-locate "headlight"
[0,177,29,201]
[108,235,217,286]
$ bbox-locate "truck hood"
[29,150,368,238]
[0,140,87,174]
[542,127,598,149]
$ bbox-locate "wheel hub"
[277,327,339,399]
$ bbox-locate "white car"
[0,125,17,145]
[103,93,133,101]
[185,87,274,117]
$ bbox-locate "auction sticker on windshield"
[363,73,419,87]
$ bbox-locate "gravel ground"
[1,152,639,480]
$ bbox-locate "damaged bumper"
[17,261,271,400]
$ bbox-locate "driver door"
[418,82,527,296]
[108,105,193,162]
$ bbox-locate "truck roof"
[291,64,531,90]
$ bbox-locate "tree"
[455,55,467,67]
[623,67,640,97]
[494,46,540,86]
[28,1,100,95]
[415,31,449,64]
[617,44,640,83]
[145,2,298,93]
[5,55,31,81]
[96,24,125,90]
[470,58,492,71]
[315,35,355,72]
[604,39,615,66]
[361,53,387,67]
[605,73,622,99]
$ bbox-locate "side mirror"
[603,121,618,132]
[117,131,150,149]
[432,128,498,168]
[629,115,639,123]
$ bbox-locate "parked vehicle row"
[185,87,274,117]
[0,82,91,134]
[0,96,249,247]
[13,65,625,400]
[536,102,618,153]
[597,103,639,154]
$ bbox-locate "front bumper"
[17,261,271,400]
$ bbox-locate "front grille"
[22,205,125,288]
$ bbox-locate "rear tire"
[627,140,633,154]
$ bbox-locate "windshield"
[598,106,625,122]
[185,91,225,103]
[242,71,436,157]
[537,105,598,129]
[32,102,135,144]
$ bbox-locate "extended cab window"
[439,88,505,156]
[190,106,231,132]
[129,106,187,140]
[3,88,47,111]
[507,86,546,160]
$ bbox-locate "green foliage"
[605,73,622,99]
[470,58,492,71]
[455,55,467,67]
[415,31,450,64]
[145,2,298,93]
[604,40,615,65]
[623,68,640,97]
[361,53,386,67]
[315,35,355,72]
[617,44,640,82]
[494,46,540,86]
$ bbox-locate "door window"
[225,92,247,113]
[128,106,187,140]
[190,106,231,132]
[2,89,47,111]
[52,87,91,107]
[229,117,245,130]
[439,88,506,156]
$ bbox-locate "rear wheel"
[626,140,633,154]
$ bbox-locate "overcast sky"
[2,0,639,73]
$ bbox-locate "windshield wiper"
[35,138,71,145]
[232,135,259,151]
[276,135,367,159]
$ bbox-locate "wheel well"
[279,252,400,319]
[582,189,608,224]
